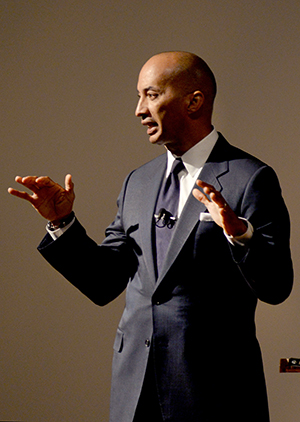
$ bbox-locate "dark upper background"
[1,1,299,421]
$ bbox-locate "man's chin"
[148,132,176,151]
[148,132,164,146]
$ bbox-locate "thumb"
[65,174,74,192]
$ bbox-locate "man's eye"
[147,93,158,99]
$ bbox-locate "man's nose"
[135,97,148,117]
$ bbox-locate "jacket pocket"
[113,327,124,353]
[199,212,214,222]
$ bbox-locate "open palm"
[8,174,75,222]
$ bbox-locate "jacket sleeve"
[38,174,138,306]
[230,165,293,305]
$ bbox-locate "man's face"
[135,57,188,154]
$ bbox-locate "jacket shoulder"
[131,153,166,177]
[213,133,266,165]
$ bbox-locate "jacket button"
[145,339,151,348]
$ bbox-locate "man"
[8,51,293,422]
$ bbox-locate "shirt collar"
[166,128,219,177]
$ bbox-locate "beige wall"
[1,1,300,421]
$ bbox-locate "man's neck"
[165,124,214,156]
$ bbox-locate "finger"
[8,187,34,203]
[202,185,218,199]
[14,175,24,183]
[13,176,42,195]
[35,176,56,187]
[196,180,227,209]
[194,180,213,202]
[196,180,214,191]
[209,191,226,207]
[65,174,73,192]
[196,180,217,200]
[17,176,46,194]
[15,175,38,186]
[192,187,211,206]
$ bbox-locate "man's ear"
[186,91,204,113]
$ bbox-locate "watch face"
[47,212,74,231]
[47,221,58,231]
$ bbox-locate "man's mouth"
[142,119,158,136]
[147,125,158,135]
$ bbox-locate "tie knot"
[171,158,185,177]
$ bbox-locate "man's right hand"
[8,174,75,223]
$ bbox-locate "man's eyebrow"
[137,86,160,94]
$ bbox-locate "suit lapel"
[155,137,229,286]
[139,154,167,285]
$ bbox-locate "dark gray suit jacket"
[38,134,293,422]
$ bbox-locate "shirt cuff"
[46,216,76,240]
[224,218,254,247]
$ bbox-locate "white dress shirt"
[166,128,219,217]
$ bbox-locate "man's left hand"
[193,180,247,237]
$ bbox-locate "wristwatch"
[47,211,75,231]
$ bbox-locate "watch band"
[47,211,75,231]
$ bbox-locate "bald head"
[142,51,217,113]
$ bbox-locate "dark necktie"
[155,158,185,274]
